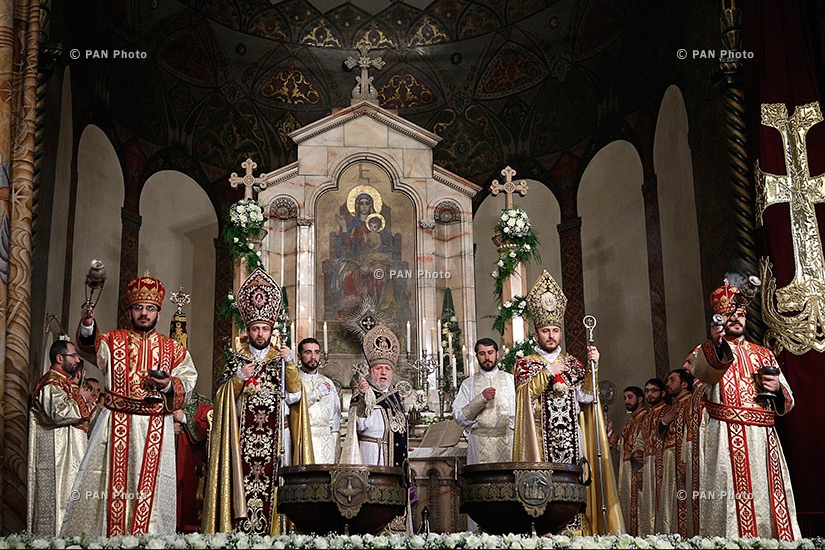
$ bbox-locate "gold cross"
[345,44,385,103]
[229,158,265,199]
[169,285,191,315]
[755,102,825,312]
[490,166,529,210]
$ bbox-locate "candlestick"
[323,322,328,354]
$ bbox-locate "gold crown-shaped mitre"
[237,268,281,329]
[526,270,567,329]
[126,275,165,308]
[362,324,399,369]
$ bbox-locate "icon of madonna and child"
[321,184,413,321]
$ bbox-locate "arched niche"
[580,140,654,394]
[140,171,218,395]
[315,160,417,362]
[72,124,124,383]
[473,181,561,343]
[654,85,705,360]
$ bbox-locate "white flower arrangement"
[229,198,264,232]
[498,207,531,238]
[0,533,817,549]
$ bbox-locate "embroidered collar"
[534,346,561,363]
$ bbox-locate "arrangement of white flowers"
[1,532,819,549]
[490,207,541,301]
[224,198,266,271]
[229,198,265,232]
[499,207,531,239]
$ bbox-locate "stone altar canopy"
[252,98,481,401]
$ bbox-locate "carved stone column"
[118,208,142,328]
[558,217,586,360]
[641,175,670,380]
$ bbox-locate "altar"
[233,46,482,410]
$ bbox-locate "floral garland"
[1,532,819,549]
[216,290,245,330]
[223,198,265,271]
[497,336,538,374]
[491,207,541,297]
[492,295,530,336]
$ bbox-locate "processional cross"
[345,44,385,104]
[755,102,825,311]
[170,285,190,315]
[229,158,267,199]
[490,166,529,209]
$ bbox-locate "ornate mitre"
[710,279,740,315]
[362,324,399,368]
[526,270,567,329]
[126,274,166,308]
[237,268,281,329]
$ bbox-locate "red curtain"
[744,0,825,535]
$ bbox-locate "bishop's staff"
[583,314,608,535]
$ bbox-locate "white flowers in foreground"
[1,533,819,549]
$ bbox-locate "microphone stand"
[583,314,608,534]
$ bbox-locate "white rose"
[516,350,524,357]
[504,301,512,308]
[314,537,329,549]
[521,537,537,549]
[240,214,248,223]
[503,226,511,233]
[498,260,504,267]
[653,539,674,549]
[509,251,516,258]
[409,535,425,549]
[349,535,363,548]
[516,219,524,228]
[30,541,50,550]
[146,538,166,549]
[491,270,498,278]
[507,218,516,227]
[120,536,140,549]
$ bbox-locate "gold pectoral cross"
[755,101,825,353]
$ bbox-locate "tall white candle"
[448,332,453,359]
[406,321,411,354]
[290,321,295,355]
[323,322,328,354]
[451,354,457,388]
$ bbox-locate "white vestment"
[452,367,515,464]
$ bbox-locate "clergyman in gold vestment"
[202,268,313,535]
[512,270,624,535]
[27,340,93,536]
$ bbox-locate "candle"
[406,321,411,354]
[451,354,457,388]
[323,322,328,354]
[290,321,295,353]
[430,325,436,356]
[448,332,453,359]
[437,320,442,350]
